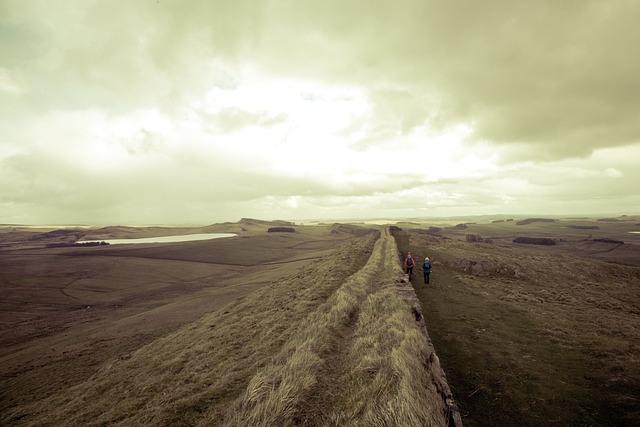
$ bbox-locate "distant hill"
[29,229,86,241]
[515,218,556,226]
[238,218,294,227]
[330,223,377,236]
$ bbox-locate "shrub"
[515,218,556,226]
[45,241,109,248]
[267,227,296,233]
[592,238,624,244]
[512,237,556,245]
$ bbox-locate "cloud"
[0,67,27,94]
[6,1,639,155]
[1,0,639,224]
[238,1,640,159]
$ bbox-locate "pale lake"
[81,233,236,245]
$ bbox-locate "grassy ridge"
[7,228,455,426]
[6,233,377,426]
[0,226,356,414]
[224,228,449,426]
[323,229,452,426]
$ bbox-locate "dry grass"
[396,217,640,427]
[5,227,454,426]
[221,228,448,427]
[4,233,377,426]
[0,224,359,412]
[325,287,447,427]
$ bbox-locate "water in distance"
[80,233,236,245]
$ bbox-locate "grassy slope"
[0,225,354,419]
[396,219,640,427]
[2,231,456,426]
[4,233,374,425]
[223,228,449,427]
[5,228,454,426]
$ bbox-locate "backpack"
[406,257,414,267]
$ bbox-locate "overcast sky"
[1,0,639,225]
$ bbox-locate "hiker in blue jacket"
[422,256,432,284]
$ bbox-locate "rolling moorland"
[0,219,456,426]
[1,215,639,426]
[394,215,640,426]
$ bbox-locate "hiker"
[404,252,415,280]
[422,256,432,284]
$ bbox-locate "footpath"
[226,227,462,426]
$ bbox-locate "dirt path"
[225,228,460,426]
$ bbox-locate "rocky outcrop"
[466,234,493,243]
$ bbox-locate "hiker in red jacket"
[404,252,415,280]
